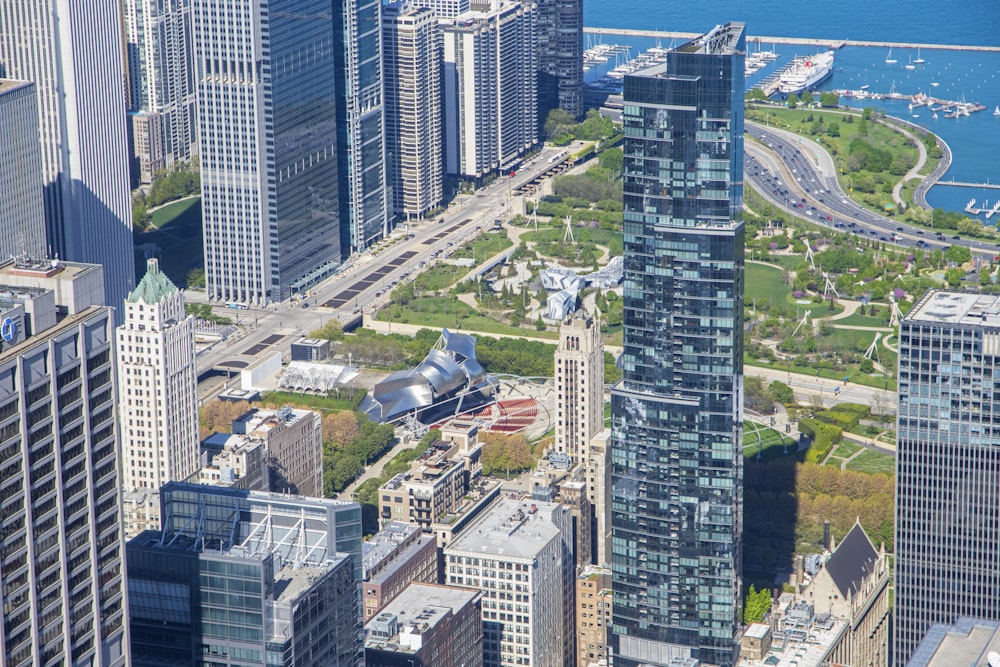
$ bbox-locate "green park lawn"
[746,262,845,317]
[844,449,896,475]
[135,196,203,287]
[375,296,558,339]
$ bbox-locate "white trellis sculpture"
[792,310,811,337]
[823,272,840,298]
[889,296,903,327]
[864,332,882,364]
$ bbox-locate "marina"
[965,199,1000,219]
[834,90,990,119]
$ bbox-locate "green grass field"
[832,309,895,328]
[743,422,797,462]
[745,263,789,308]
[414,264,468,292]
[375,296,559,339]
[448,232,513,262]
[844,449,896,475]
[149,196,201,228]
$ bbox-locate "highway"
[191,144,572,396]
[745,121,999,258]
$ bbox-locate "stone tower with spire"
[117,258,199,536]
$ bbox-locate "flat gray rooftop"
[906,289,1000,326]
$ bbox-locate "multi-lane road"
[745,121,999,257]
[191,144,572,395]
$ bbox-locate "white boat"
[885,47,897,64]
[778,51,836,96]
[933,112,939,119]
[994,105,1000,116]
[904,56,915,71]
[930,81,941,87]
[914,48,926,64]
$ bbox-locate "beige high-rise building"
[117,258,199,537]
[555,314,603,465]
[0,80,47,258]
[576,565,612,667]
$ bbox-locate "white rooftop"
[445,497,563,560]
[906,289,1000,326]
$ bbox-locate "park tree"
[323,411,360,449]
[745,87,767,101]
[743,585,771,624]
[598,147,623,176]
[946,267,965,288]
[544,108,575,140]
[945,244,972,265]
[744,376,774,414]
[768,381,794,406]
[819,91,839,108]
[786,93,798,109]
[800,90,815,106]
[827,122,840,137]
[481,432,533,476]
[200,399,251,433]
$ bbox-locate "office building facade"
[611,23,746,667]
[127,482,363,666]
[441,1,537,182]
[445,497,574,667]
[233,406,324,497]
[0,0,136,311]
[383,1,443,222]
[362,521,438,619]
[118,258,199,536]
[535,0,583,121]
[123,0,197,180]
[193,0,341,305]
[334,0,390,252]
[0,79,47,258]
[894,290,1000,663]
[0,264,129,665]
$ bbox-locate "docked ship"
[777,51,835,96]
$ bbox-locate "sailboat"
[885,47,897,64]
[904,55,915,71]
[914,48,926,64]
[860,69,870,90]
[994,105,1000,116]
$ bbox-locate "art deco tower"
[610,23,746,667]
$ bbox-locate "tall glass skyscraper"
[610,23,746,667]
[894,290,1000,664]
[334,0,389,254]
[194,0,342,305]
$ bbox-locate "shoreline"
[583,27,1000,53]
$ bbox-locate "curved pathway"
[886,119,928,210]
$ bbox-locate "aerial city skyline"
[3,0,1000,665]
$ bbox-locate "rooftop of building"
[0,78,32,94]
[0,305,106,362]
[445,497,563,559]
[905,289,1000,326]
[272,558,346,605]
[0,284,50,309]
[236,405,314,434]
[127,258,178,305]
[365,583,480,652]
[363,521,421,575]
[908,617,1000,667]
[737,604,847,667]
[382,440,465,489]
[675,22,745,55]
[432,477,502,529]
[823,522,879,598]
[0,256,99,282]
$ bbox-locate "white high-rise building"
[0,0,136,313]
[445,497,575,667]
[555,314,604,464]
[383,0,443,222]
[123,0,197,181]
[441,0,537,183]
[117,258,199,536]
[193,0,342,305]
[0,79,47,258]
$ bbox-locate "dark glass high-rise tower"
[610,23,746,667]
